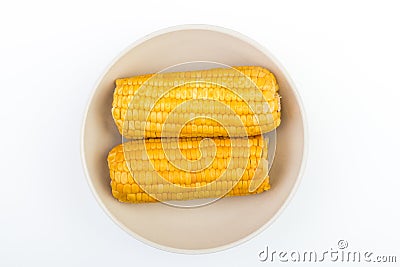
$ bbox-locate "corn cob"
[107,135,270,203]
[112,66,281,139]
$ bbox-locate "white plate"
[81,24,307,253]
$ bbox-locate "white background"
[1,0,399,266]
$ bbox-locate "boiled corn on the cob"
[112,66,281,139]
[107,135,270,203]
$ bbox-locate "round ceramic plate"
[81,25,307,253]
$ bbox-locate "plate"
[81,24,307,253]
